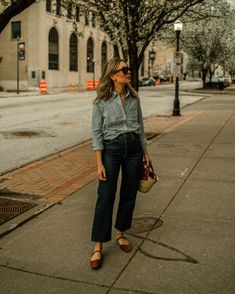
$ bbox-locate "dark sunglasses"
[114,66,131,75]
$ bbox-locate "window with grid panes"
[49,28,59,70]
[11,21,21,39]
[70,33,78,71]
[87,38,94,73]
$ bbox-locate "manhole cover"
[145,132,161,140]
[1,130,54,139]
[0,198,37,225]
[10,131,40,137]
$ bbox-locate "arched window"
[48,28,59,70]
[87,37,94,73]
[70,33,78,71]
[101,41,107,72]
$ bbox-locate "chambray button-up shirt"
[92,90,147,150]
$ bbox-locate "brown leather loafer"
[116,236,132,253]
[90,250,102,270]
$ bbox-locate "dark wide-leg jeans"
[91,132,143,243]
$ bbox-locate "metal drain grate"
[0,198,37,225]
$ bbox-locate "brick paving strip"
[0,111,200,204]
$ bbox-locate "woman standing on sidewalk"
[90,58,151,269]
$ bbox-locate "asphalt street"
[0,81,205,174]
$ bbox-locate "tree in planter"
[178,0,235,88]
[88,0,223,90]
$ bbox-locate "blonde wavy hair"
[95,58,138,101]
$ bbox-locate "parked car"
[140,77,156,86]
[207,75,230,90]
[224,75,232,84]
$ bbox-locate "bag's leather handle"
[142,161,157,180]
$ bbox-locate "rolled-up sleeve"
[137,98,147,150]
[92,102,104,150]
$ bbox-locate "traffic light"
[18,42,25,61]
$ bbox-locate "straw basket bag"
[138,161,158,193]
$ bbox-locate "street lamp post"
[172,20,183,116]
[93,59,95,88]
[16,36,25,94]
[16,36,20,94]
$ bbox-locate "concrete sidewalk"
[0,94,235,294]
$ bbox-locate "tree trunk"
[202,68,208,88]
[128,42,139,92]
[0,0,36,34]
[209,68,212,82]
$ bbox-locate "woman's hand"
[95,150,107,181]
[97,163,107,181]
[144,149,151,166]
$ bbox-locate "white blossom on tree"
[88,0,223,89]
[178,0,235,87]
[1,0,231,90]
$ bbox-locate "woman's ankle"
[116,231,124,238]
[94,242,102,251]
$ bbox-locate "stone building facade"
[0,1,186,91]
[0,1,114,90]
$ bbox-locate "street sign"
[173,64,181,77]
[174,51,181,65]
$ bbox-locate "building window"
[70,33,78,71]
[113,44,120,58]
[49,28,59,70]
[67,2,72,19]
[87,37,94,73]
[75,5,80,22]
[56,0,61,16]
[101,41,107,72]
[46,0,52,12]
[11,21,21,39]
[91,12,96,27]
[85,14,89,26]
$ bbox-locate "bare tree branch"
[0,0,37,34]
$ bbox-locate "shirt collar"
[113,88,131,99]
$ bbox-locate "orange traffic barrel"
[40,80,47,94]
[87,80,99,90]
[87,80,94,89]
[95,80,99,88]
